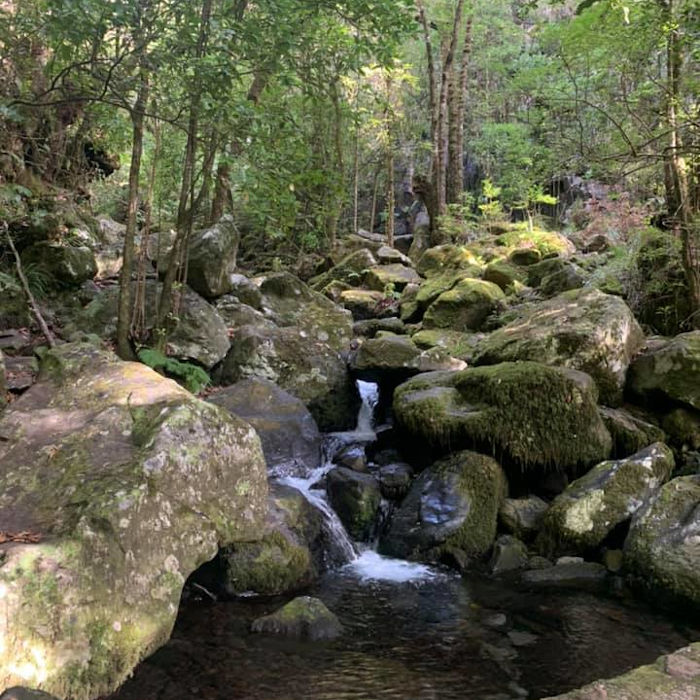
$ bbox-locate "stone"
[599,406,666,458]
[411,328,481,361]
[540,263,584,297]
[377,462,414,500]
[377,245,412,266]
[423,278,505,332]
[335,444,367,472]
[227,273,263,309]
[380,450,506,561]
[508,248,541,266]
[352,317,406,338]
[21,242,97,287]
[473,288,644,405]
[219,483,323,596]
[208,378,322,477]
[0,690,60,700]
[251,596,342,641]
[522,561,607,589]
[3,355,39,392]
[399,283,421,322]
[310,248,377,291]
[663,408,700,450]
[0,343,267,699]
[218,324,357,432]
[484,260,528,291]
[326,467,381,541]
[499,496,549,540]
[627,332,700,411]
[537,443,674,557]
[525,257,569,288]
[364,264,422,293]
[393,362,612,474]
[603,549,624,573]
[340,289,387,320]
[490,535,529,575]
[0,329,27,353]
[415,270,475,311]
[416,244,483,278]
[80,281,230,369]
[542,643,700,700]
[583,233,611,253]
[625,475,700,607]
[215,296,276,331]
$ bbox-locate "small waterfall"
[355,380,379,436]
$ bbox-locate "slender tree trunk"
[353,116,360,234]
[386,145,395,249]
[327,80,345,250]
[370,168,379,233]
[210,162,233,223]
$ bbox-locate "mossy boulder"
[483,260,528,291]
[624,475,700,607]
[496,227,575,259]
[525,257,569,288]
[543,643,700,700]
[326,467,381,541]
[393,362,612,473]
[353,317,405,338]
[416,244,483,278]
[379,450,506,562]
[310,248,377,291]
[21,242,97,288]
[539,263,584,297]
[364,264,422,292]
[79,281,230,369]
[208,377,322,477]
[0,343,267,699]
[399,283,421,322]
[339,289,386,320]
[377,245,412,266]
[259,272,352,352]
[215,296,276,331]
[662,408,700,450]
[251,596,342,640]
[627,332,700,411]
[185,215,241,299]
[217,324,357,431]
[423,278,505,332]
[473,288,644,405]
[415,270,474,310]
[537,443,674,557]
[411,328,481,361]
[599,407,666,458]
[219,483,323,596]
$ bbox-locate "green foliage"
[137,348,210,394]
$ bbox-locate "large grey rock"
[326,467,381,541]
[537,443,674,557]
[251,596,342,640]
[379,450,506,562]
[215,296,275,331]
[473,288,644,405]
[625,475,700,607]
[208,377,321,477]
[0,343,267,699]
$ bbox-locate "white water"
[345,549,442,583]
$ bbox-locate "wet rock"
[537,443,674,557]
[377,462,413,500]
[599,406,666,458]
[393,363,612,474]
[490,535,529,575]
[380,450,506,562]
[423,278,505,332]
[326,467,381,541]
[364,264,423,292]
[251,596,342,640]
[0,343,268,698]
[628,332,700,411]
[499,496,549,541]
[473,288,644,405]
[522,561,607,589]
[208,377,322,477]
[625,475,700,607]
[335,444,367,472]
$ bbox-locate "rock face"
[251,596,342,640]
[393,363,612,473]
[380,450,506,561]
[185,215,241,299]
[537,443,674,557]
[80,281,230,369]
[423,278,505,332]
[219,324,357,431]
[219,483,323,596]
[543,643,700,700]
[627,332,700,411]
[473,288,644,405]
[624,475,700,607]
[326,467,381,541]
[0,343,268,699]
[208,378,322,477]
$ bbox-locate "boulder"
[522,561,607,589]
[352,317,406,338]
[183,215,241,299]
[326,467,381,541]
[416,244,483,278]
[380,450,506,562]
[310,248,377,290]
[208,378,321,477]
[334,444,367,472]
[251,596,342,640]
[399,283,421,322]
[377,245,412,266]
[627,332,700,411]
[537,443,674,557]
[508,248,541,266]
[473,288,644,405]
[599,406,666,457]
[542,643,700,700]
[663,408,700,450]
[393,362,612,473]
[215,296,276,331]
[340,289,387,320]
[414,270,474,311]
[219,483,323,596]
[539,263,584,297]
[21,242,97,287]
[227,273,263,309]
[364,264,422,293]
[218,324,357,431]
[377,462,413,500]
[423,278,505,332]
[625,475,700,607]
[483,260,528,291]
[489,535,529,575]
[499,496,549,541]
[525,257,569,288]
[80,281,230,369]
[411,328,481,361]
[0,343,267,699]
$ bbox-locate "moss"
[415,271,473,308]
[423,278,505,332]
[411,329,477,360]
[496,226,573,258]
[483,259,528,291]
[416,245,484,278]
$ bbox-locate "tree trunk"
[210,162,233,223]
[386,142,395,249]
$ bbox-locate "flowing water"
[106,381,700,700]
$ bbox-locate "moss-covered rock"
[416,244,483,279]
[393,362,612,473]
[339,289,386,320]
[399,283,421,322]
[251,596,342,640]
[627,332,700,411]
[525,257,568,288]
[326,467,381,541]
[423,278,505,332]
[411,328,480,361]
[539,263,584,297]
[321,279,353,302]
[0,343,268,699]
[364,264,422,292]
[215,296,276,330]
[542,643,700,700]
[473,288,644,405]
[218,324,357,431]
[496,227,575,259]
[227,273,263,309]
[21,242,97,288]
[309,248,377,291]
[624,475,700,607]
[0,689,61,700]
[499,496,548,541]
[662,408,700,450]
[379,450,506,562]
[353,317,406,338]
[537,443,674,557]
[599,407,666,458]
[483,260,528,291]
[414,270,474,311]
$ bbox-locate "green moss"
[496,225,572,258]
[423,278,505,332]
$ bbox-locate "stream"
[106,381,700,700]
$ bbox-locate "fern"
[137,348,211,394]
